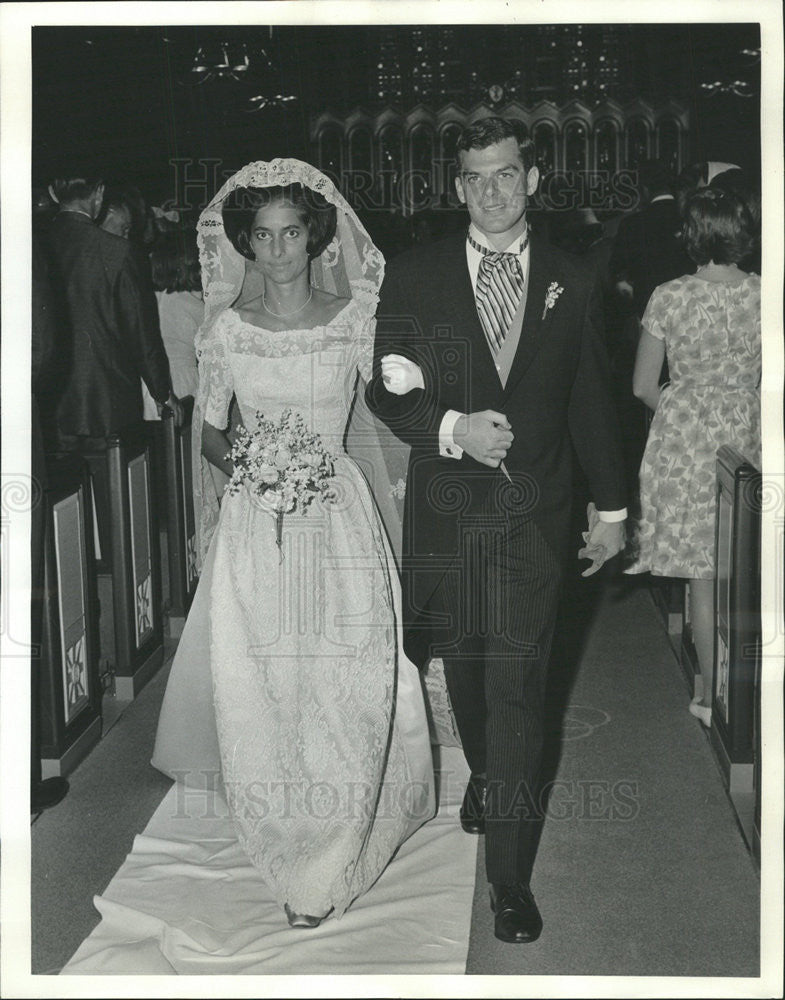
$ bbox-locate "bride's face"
[249,200,309,285]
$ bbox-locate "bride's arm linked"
[365,263,447,451]
[202,420,234,478]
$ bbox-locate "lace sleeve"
[200,324,234,430]
[356,310,375,383]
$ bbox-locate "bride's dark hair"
[222,183,337,261]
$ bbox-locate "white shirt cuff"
[598,508,627,523]
[439,409,464,459]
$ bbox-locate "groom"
[366,117,626,943]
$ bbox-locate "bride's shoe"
[284,903,325,929]
[689,701,711,727]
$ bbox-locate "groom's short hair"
[455,117,536,174]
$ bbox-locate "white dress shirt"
[438,224,626,523]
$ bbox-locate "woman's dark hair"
[674,161,709,218]
[50,176,103,204]
[221,184,337,261]
[150,230,202,294]
[683,187,758,266]
[454,117,536,174]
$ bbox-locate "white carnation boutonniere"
[542,281,564,320]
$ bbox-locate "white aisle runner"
[62,747,475,976]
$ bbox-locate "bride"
[151,159,435,928]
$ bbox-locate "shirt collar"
[468,222,528,256]
[650,194,675,204]
[466,222,531,289]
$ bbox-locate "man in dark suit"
[609,157,693,320]
[366,117,626,943]
[47,176,182,551]
[607,158,693,510]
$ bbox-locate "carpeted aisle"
[465,581,760,977]
[31,579,763,985]
[31,655,176,976]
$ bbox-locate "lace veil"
[192,158,406,567]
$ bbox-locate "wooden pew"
[159,396,198,629]
[92,425,165,700]
[39,455,102,777]
[711,446,761,797]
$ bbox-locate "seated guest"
[626,187,761,726]
[47,174,183,552]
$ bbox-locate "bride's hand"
[381,354,425,395]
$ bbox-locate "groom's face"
[455,138,539,248]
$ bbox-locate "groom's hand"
[454,411,513,468]
[578,503,626,577]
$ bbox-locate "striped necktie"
[468,229,528,355]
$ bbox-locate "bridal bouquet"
[225,408,335,551]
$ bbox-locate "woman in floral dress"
[626,186,761,726]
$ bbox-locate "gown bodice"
[205,299,367,453]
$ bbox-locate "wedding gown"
[152,298,436,918]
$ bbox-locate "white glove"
[381,354,425,395]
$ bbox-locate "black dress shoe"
[490,882,543,943]
[460,773,487,834]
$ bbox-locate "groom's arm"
[567,280,628,574]
[365,261,449,452]
[568,277,627,518]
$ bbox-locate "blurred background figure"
[33,186,59,239]
[46,174,182,554]
[149,229,203,401]
[626,186,761,726]
[610,158,694,320]
[673,159,741,218]
[608,159,694,512]
[97,183,134,240]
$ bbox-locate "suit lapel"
[503,231,559,400]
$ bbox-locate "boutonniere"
[542,281,564,320]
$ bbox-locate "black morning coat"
[48,211,171,447]
[366,226,627,666]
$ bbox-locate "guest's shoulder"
[96,227,133,267]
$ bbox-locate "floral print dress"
[627,273,761,579]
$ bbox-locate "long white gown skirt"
[152,456,435,917]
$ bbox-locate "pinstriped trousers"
[428,489,563,885]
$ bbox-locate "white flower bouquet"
[225,408,335,552]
